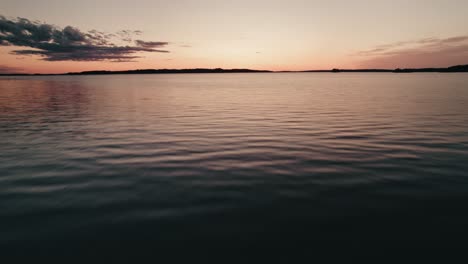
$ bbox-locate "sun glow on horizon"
[1,0,468,73]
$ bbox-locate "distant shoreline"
[1,64,467,76]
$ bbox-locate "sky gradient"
[1,0,468,73]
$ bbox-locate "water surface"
[1,73,468,260]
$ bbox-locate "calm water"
[1,73,468,260]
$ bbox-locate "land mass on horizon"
[1,65,467,76]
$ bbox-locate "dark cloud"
[356,35,468,68]
[135,40,169,49]
[0,16,169,62]
[0,64,23,73]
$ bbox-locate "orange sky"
[1,0,468,73]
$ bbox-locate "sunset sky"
[1,0,468,73]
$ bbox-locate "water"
[1,73,468,261]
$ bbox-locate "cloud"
[0,64,23,73]
[0,15,169,62]
[356,35,468,68]
[135,40,169,49]
[116,30,143,43]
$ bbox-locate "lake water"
[1,73,468,261]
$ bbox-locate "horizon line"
[1,64,468,76]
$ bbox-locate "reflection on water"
[1,73,468,260]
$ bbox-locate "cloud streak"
[356,35,468,68]
[0,16,169,62]
[135,40,169,49]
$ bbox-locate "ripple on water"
[1,74,468,257]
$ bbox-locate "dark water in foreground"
[1,73,468,261]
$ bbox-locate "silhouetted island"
[302,64,468,73]
[392,64,468,73]
[67,68,272,75]
[0,65,467,76]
